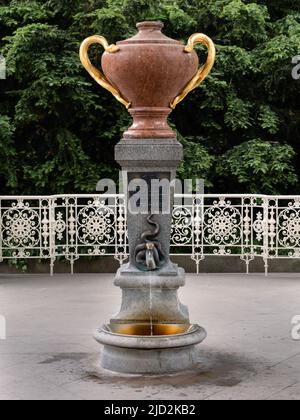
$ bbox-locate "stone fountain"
[80,21,215,374]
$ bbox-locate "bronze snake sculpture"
[135,215,166,271]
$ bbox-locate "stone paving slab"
[0,273,299,400]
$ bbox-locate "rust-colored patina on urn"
[80,21,215,139]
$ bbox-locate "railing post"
[192,195,204,274]
[114,195,128,267]
[49,197,56,276]
[0,198,2,264]
[242,196,251,274]
[263,197,269,276]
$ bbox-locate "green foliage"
[220,0,269,45]
[216,139,298,194]
[0,0,299,195]
[224,92,253,131]
[177,135,215,188]
[258,105,280,135]
[0,115,17,189]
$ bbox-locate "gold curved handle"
[170,33,216,110]
[79,35,131,109]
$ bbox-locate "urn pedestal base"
[123,107,176,139]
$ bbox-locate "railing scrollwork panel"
[1,194,300,275]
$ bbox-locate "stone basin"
[94,323,206,374]
[107,323,193,336]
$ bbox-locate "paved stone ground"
[0,273,299,400]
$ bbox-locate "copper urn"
[80,21,215,139]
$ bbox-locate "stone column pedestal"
[113,138,188,325]
[94,138,206,373]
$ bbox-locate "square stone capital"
[115,138,183,168]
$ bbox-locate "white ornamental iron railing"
[0,194,299,276]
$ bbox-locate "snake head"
[145,249,157,270]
